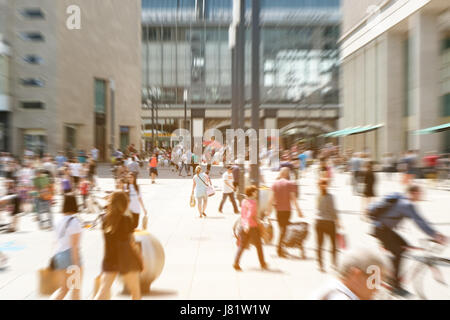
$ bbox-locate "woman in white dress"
[126,173,148,229]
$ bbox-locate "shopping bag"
[142,215,148,230]
[336,232,347,251]
[189,195,196,208]
[38,268,62,295]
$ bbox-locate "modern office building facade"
[141,0,341,149]
[340,0,450,159]
[1,0,142,159]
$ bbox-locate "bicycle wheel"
[411,258,448,300]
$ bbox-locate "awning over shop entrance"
[345,124,384,136]
[322,124,383,138]
[414,122,450,135]
[321,128,353,138]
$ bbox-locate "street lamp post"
[250,0,261,188]
[184,89,188,130]
[155,96,159,148]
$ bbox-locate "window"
[21,101,45,109]
[120,126,130,151]
[443,94,450,117]
[95,79,106,113]
[162,27,172,41]
[21,8,45,19]
[23,55,43,65]
[143,27,160,41]
[0,55,9,95]
[24,132,47,155]
[20,32,45,42]
[20,78,44,87]
[65,126,77,152]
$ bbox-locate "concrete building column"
[383,32,406,157]
[191,108,205,159]
[408,12,441,154]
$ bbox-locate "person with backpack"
[50,195,82,300]
[233,185,268,271]
[368,185,447,297]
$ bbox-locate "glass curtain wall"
[142,0,340,106]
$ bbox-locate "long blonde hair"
[103,191,129,234]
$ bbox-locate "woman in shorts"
[191,166,209,218]
[51,195,83,300]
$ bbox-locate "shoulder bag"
[198,174,215,197]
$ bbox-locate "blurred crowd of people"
[0,148,99,233]
[1,139,449,300]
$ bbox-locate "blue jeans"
[53,249,82,270]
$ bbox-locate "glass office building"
[142,0,341,146]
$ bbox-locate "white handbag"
[198,175,215,197]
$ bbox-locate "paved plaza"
[0,164,449,300]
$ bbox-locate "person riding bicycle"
[368,185,446,297]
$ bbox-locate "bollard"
[122,230,165,294]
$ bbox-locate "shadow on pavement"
[202,216,226,220]
[142,288,178,297]
[246,267,285,274]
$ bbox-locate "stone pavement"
[0,164,449,300]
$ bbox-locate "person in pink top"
[233,185,268,271]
